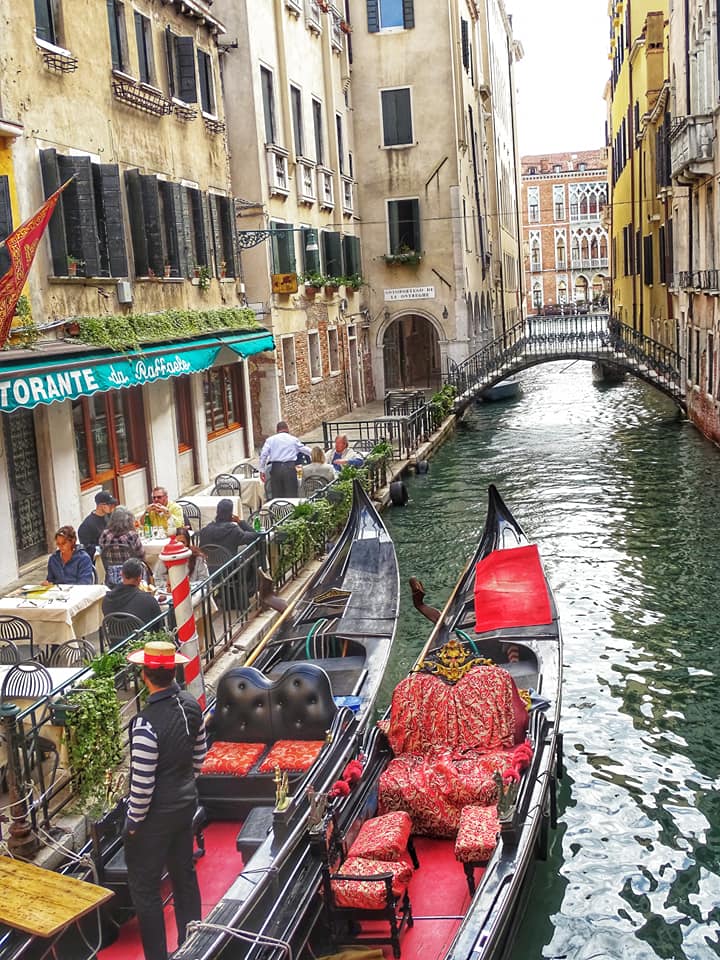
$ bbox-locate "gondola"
[0,479,399,960]
[300,482,563,960]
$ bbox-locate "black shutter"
[197,50,210,113]
[165,27,176,98]
[402,0,414,28]
[209,195,224,276]
[124,169,149,277]
[461,19,469,71]
[658,226,666,284]
[107,0,121,70]
[201,194,214,274]
[322,231,343,277]
[57,155,101,277]
[188,188,209,269]
[218,196,238,277]
[140,174,165,275]
[342,235,361,276]
[93,164,128,278]
[178,187,194,277]
[366,0,379,32]
[0,176,13,242]
[135,12,149,84]
[175,36,197,103]
[160,180,180,274]
[39,148,68,276]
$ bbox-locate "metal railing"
[323,402,441,461]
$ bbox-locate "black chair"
[267,499,296,524]
[0,660,53,701]
[0,615,36,660]
[200,543,233,572]
[231,463,258,478]
[100,612,145,652]
[246,508,274,532]
[299,476,330,499]
[212,474,242,495]
[177,499,202,531]
[0,638,20,665]
[48,638,96,668]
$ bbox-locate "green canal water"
[381,361,720,960]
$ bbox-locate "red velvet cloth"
[348,811,413,862]
[331,856,412,910]
[454,804,500,863]
[257,739,325,773]
[200,741,265,776]
[473,544,553,633]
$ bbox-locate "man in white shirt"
[258,421,311,498]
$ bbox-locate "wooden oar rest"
[454,804,500,894]
[198,663,337,818]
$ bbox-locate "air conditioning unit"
[117,280,132,304]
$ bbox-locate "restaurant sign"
[383,286,436,302]
[0,345,222,414]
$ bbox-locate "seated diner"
[140,486,184,535]
[302,446,336,485]
[153,527,209,592]
[99,507,146,586]
[45,524,95,585]
[102,558,163,625]
[327,435,364,471]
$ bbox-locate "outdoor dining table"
[0,585,108,648]
[181,493,243,526]
[198,476,265,514]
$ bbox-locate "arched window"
[557,280,568,303]
[571,236,581,265]
[599,234,608,260]
[556,235,566,269]
[532,281,543,308]
[575,276,588,301]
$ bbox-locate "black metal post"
[0,704,39,858]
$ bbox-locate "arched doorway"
[574,275,589,302]
[382,314,441,390]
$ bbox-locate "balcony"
[318,167,334,209]
[266,146,289,196]
[692,269,720,291]
[670,116,714,183]
[341,176,353,214]
[306,0,322,32]
[296,159,316,205]
[112,73,172,116]
[530,262,542,273]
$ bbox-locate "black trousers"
[124,804,200,960]
[269,461,299,499]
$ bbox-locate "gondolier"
[258,420,311,498]
[124,640,207,960]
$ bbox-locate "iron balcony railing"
[323,400,442,462]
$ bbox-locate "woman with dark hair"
[45,525,94,585]
[153,527,209,591]
[99,506,145,586]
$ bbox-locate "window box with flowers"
[383,250,423,266]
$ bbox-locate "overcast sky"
[505,0,610,157]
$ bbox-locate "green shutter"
[159,180,180,275]
[107,0,121,70]
[93,164,128,278]
[175,35,197,103]
[165,27,176,98]
[34,0,54,42]
[39,148,69,276]
[218,196,238,277]
[302,228,321,275]
[178,186,194,277]
[124,169,149,277]
[57,155,101,277]
[366,0,379,32]
[270,222,296,274]
[322,231,343,278]
[209,195,224,275]
[343,235,361,277]
[140,174,165,275]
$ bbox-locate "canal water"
[381,361,720,960]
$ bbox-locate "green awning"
[0,329,275,413]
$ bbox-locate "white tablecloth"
[198,477,265,515]
[0,585,108,647]
[139,537,171,565]
[181,494,243,526]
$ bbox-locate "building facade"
[520,150,609,315]
[0,0,273,588]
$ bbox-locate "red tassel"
[328,779,351,798]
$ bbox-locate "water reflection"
[382,361,720,960]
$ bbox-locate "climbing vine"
[73,306,260,350]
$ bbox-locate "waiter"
[258,420,311,498]
[124,640,207,960]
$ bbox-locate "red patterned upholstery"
[348,811,413,862]
[455,804,500,863]
[257,739,325,773]
[200,741,266,776]
[330,856,413,910]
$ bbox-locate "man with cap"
[198,498,259,559]
[124,639,207,960]
[78,490,118,560]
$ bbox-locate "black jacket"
[102,584,163,624]
[199,520,258,563]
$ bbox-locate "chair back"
[100,612,145,650]
[246,509,274,532]
[231,463,257,478]
[299,476,330,499]
[212,474,242,495]
[1,661,53,702]
[201,543,233,572]
[267,500,295,524]
[0,615,35,660]
[0,638,20,665]
[177,499,202,531]
[48,638,95,668]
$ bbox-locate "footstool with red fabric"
[454,803,501,895]
[347,811,419,869]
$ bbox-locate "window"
[531,282,542,308]
[270,221,297,273]
[343,234,361,276]
[34,0,59,45]
[367,0,414,32]
[0,175,13,245]
[555,233,566,269]
[72,388,146,489]
[107,1,128,72]
[553,185,565,220]
[553,164,562,172]
[40,149,128,279]
[261,66,276,144]
[381,88,412,146]
[281,336,298,389]
[643,234,653,285]
[173,377,195,452]
[321,230,343,277]
[291,85,304,156]
[527,186,539,223]
[312,98,324,164]
[165,30,197,102]
[209,194,237,278]
[328,327,340,372]
[204,365,243,436]
[308,331,322,380]
[387,198,420,253]
[336,113,345,174]
[530,231,541,271]
[197,50,215,114]
[134,12,155,84]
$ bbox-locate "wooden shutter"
[93,164,128,278]
[175,35,197,103]
[57,155,101,276]
[178,187,194,277]
[165,27,176,98]
[188,188,209,269]
[39,148,68,275]
[201,193,214,274]
[461,19,469,71]
[34,0,54,42]
[366,0,379,32]
[271,222,295,274]
[140,175,165,275]
[135,12,149,84]
[322,231,343,277]
[197,50,212,114]
[124,169,149,277]
[0,176,13,242]
[159,180,181,274]
[107,0,122,70]
[342,235,361,276]
[402,0,414,28]
[218,196,238,277]
[302,227,320,274]
[208,196,224,276]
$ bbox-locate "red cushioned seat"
[348,811,413,862]
[455,804,500,863]
[257,739,325,773]
[330,856,413,910]
[200,741,266,776]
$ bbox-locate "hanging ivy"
[65,675,123,803]
[74,306,260,351]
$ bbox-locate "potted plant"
[341,273,363,292]
[301,272,326,297]
[324,276,341,295]
[383,246,423,266]
[67,255,84,277]
[339,19,352,33]
[193,264,212,290]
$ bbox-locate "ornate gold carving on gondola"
[415,637,493,683]
[313,588,351,607]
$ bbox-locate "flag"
[0,180,72,349]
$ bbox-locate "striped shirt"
[127,691,207,825]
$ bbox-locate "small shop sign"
[271,273,299,294]
[384,286,435,302]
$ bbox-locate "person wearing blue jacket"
[45,525,94,585]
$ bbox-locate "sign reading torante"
[384,286,436,302]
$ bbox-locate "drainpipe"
[628,0,638,330]
[685,0,694,348]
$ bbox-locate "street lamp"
[236,226,319,252]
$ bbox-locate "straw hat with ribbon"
[127,639,189,667]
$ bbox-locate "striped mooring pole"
[159,537,206,708]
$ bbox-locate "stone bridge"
[445,313,685,412]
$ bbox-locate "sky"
[505,0,610,157]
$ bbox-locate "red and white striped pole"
[159,537,206,708]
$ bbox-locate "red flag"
[0,180,72,349]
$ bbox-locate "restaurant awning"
[0,328,275,413]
